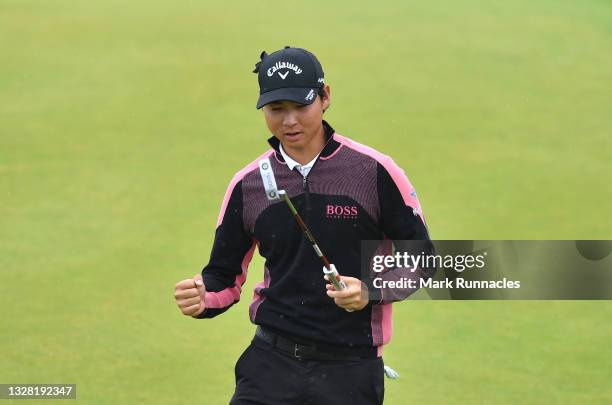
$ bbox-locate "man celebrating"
[174,46,434,404]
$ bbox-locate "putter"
[258,158,348,292]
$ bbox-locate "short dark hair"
[318,87,329,113]
[317,87,325,100]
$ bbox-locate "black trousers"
[229,336,385,405]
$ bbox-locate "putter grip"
[323,264,347,291]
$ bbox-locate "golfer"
[174,46,434,404]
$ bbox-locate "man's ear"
[321,84,331,112]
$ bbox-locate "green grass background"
[1,0,611,403]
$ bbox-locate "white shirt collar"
[279,144,320,178]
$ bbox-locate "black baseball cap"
[254,46,325,109]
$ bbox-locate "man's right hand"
[174,274,207,317]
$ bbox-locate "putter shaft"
[279,191,332,270]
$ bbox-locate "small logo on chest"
[326,204,358,219]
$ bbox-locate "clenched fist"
[174,274,207,317]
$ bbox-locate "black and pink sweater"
[195,121,432,354]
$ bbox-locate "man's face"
[262,87,330,151]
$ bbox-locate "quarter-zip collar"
[279,144,319,178]
[267,120,341,163]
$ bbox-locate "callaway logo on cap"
[253,46,325,109]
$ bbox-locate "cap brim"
[256,87,318,109]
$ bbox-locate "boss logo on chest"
[326,204,358,219]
